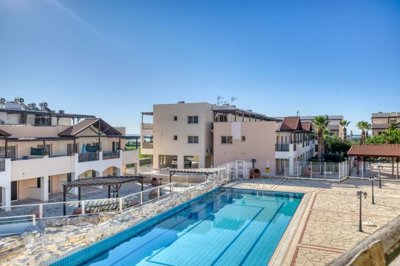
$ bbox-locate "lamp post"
[357,190,368,232]
[378,162,382,189]
[370,176,377,205]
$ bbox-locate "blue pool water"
[51,188,303,266]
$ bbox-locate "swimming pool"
[51,187,303,266]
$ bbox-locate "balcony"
[276,144,289,152]
[142,142,153,149]
[78,152,99,162]
[0,159,5,172]
[141,123,153,130]
[103,151,120,160]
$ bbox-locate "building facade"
[0,99,139,207]
[142,102,316,176]
[371,112,400,135]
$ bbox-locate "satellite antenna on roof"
[296,110,300,117]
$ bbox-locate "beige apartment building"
[0,98,139,207]
[141,102,315,176]
[141,102,214,169]
[371,112,400,135]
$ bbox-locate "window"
[188,136,199,144]
[221,136,233,144]
[188,116,199,124]
[241,136,246,142]
[173,116,178,121]
[173,135,178,141]
[37,178,41,188]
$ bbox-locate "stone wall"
[0,181,218,266]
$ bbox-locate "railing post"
[140,191,143,204]
[39,204,43,219]
[32,215,36,226]
[338,162,341,180]
[82,201,85,215]
[158,186,161,198]
[324,162,327,180]
[310,162,313,178]
[296,161,299,178]
[119,198,123,212]
[171,183,174,193]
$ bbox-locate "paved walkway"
[229,177,400,266]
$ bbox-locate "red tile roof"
[302,122,312,132]
[347,144,400,158]
[58,118,122,137]
[0,129,11,137]
[280,117,302,131]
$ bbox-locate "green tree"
[339,120,350,141]
[368,123,400,144]
[313,115,329,160]
[357,121,371,145]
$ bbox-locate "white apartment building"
[0,98,139,207]
[275,117,316,176]
[275,115,345,138]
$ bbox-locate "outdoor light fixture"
[378,163,383,189]
[370,176,378,205]
[357,190,368,232]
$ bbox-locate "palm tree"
[357,121,371,145]
[339,120,350,141]
[313,115,329,160]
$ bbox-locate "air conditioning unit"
[39,102,48,107]
[59,110,65,114]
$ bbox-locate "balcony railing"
[0,159,5,172]
[103,151,120,160]
[78,152,99,162]
[142,142,153,149]
[141,123,153,130]
[276,144,289,152]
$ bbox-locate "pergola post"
[63,185,67,216]
[4,137,8,158]
[392,158,395,177]
[108,185,111,198]
[397,158,399,179]
[43,139,47,156]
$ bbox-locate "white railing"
[0,182,194,220]
[276,160,351,181]
[217,160,252,181]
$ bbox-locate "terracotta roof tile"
[58,118,121,137]
[280,117,302,131]
[302,122,312,132]
[347,144,400,158]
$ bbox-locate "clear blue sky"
[1,0,399,134]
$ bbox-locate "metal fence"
[217,160,252,181]
[276,160,351,181]
[0,182,193,220]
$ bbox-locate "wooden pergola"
[348,144,400,178]
[62,176,144,215]
[168,168,225,183]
